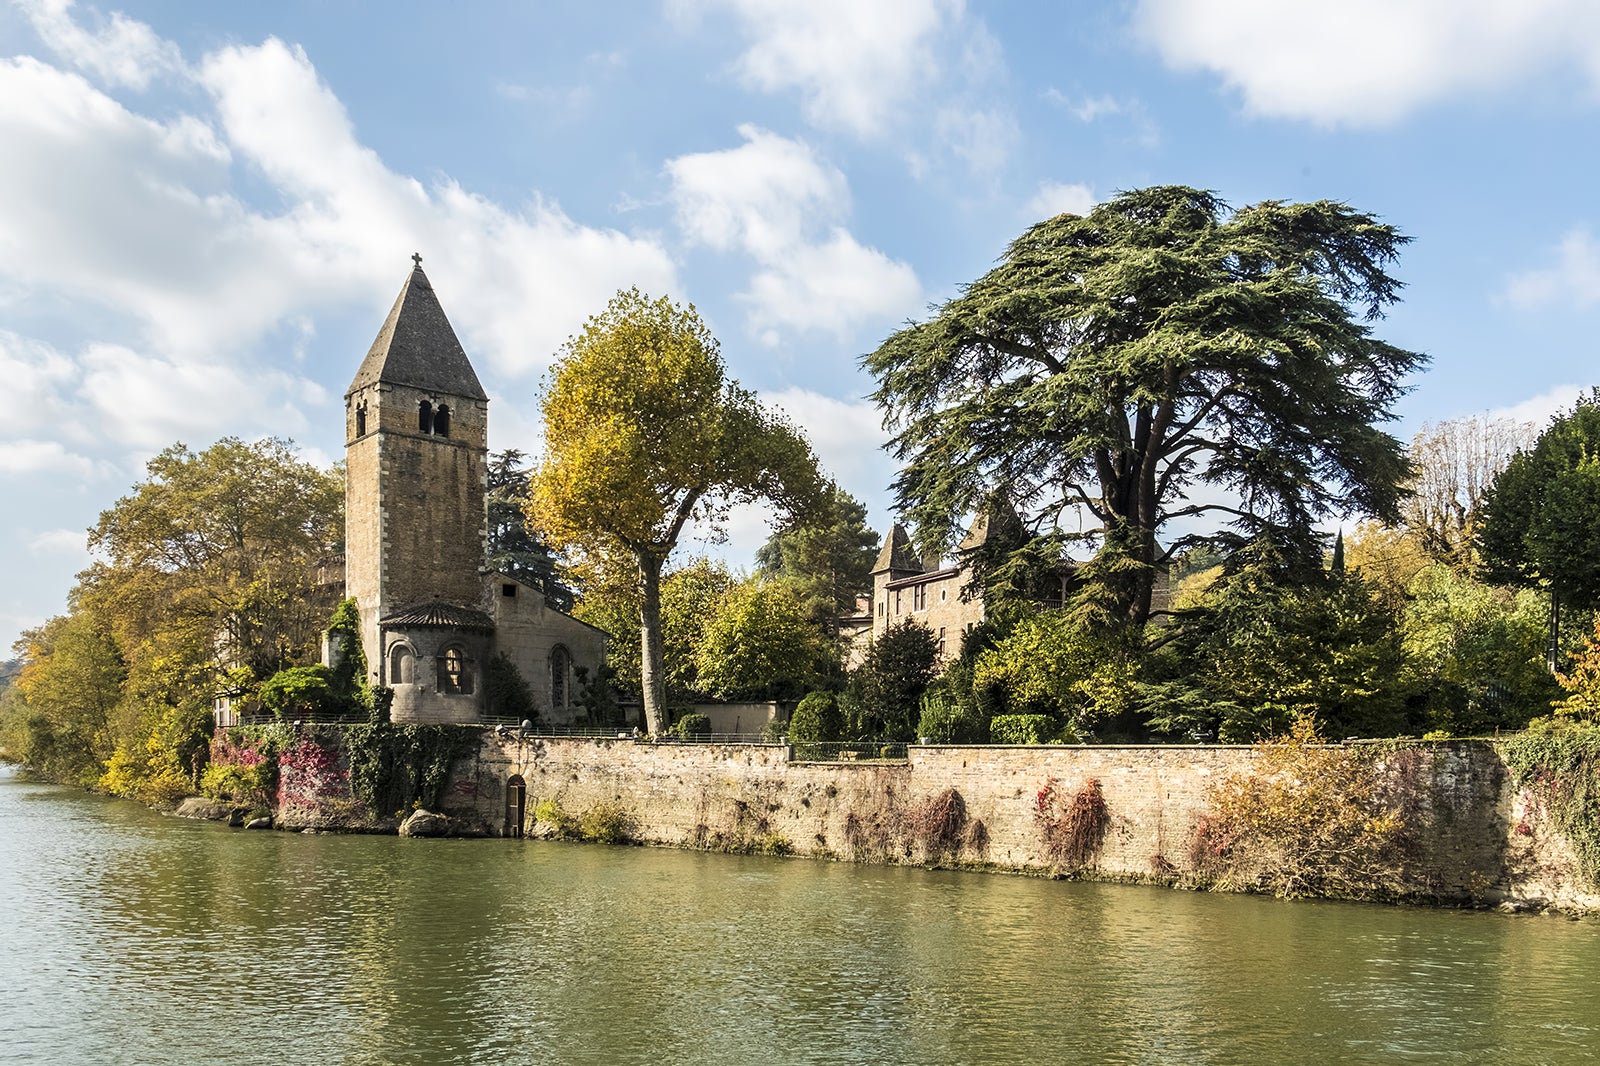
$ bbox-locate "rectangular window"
[502,583,517,598]
[895,589,902,613]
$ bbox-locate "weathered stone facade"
[437,735,1599,911]
[339,261,605,723]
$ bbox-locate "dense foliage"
[754,483,880,624]
[486,449,573,611]
[0,438,342,801]
[866,185,1424,627]
[531,288,823,734]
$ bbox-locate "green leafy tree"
[486,449,573,611]
[971,609,1141,737]
[81,437,344,688]
[754,483,879,625]
[76,437,340,798]
[1478,393,1600,665]
[694,579,839,700]
[0,611,125,784]
[865,186,1423,629]
[1142,559,1410,742]
[572,557,735,705]
[844,620,939,741]
[1399,563,1554,734]
[530,289,824,735]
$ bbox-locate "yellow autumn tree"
[529,289,822,735]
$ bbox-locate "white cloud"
[763,387,895,495]
[0,332,79,438]
[682,387,900,567]
[27,528,87,556]
[1044,90,1125,122]
[1484,384,1588,428]
[935,106,1018,176]
[1024,181,1096,221]
[1504,229,1600,310]
[0,439,94,477]
[1136,0,1600,125]
[666,126,921,341]
[19,0,185,90]
[0,10,680,459]
[675,0,964,137]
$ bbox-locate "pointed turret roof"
[346,257,487,401]
[872,523,924,575]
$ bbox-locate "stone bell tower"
[344,256,492,722]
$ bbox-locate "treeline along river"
[3,765,1599,1065]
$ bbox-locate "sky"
[2,0,1599,650]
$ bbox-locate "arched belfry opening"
[418,399,433,432]
[434,404,450,437]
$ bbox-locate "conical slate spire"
[346,257,487,401]
[872,523,924,575]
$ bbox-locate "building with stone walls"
[340,258,606,724]
[856,515,1170,665]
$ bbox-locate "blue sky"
[2,0,1599,649]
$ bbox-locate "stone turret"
[344,257,491,723]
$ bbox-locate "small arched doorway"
[505,774,527,838]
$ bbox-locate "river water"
[2,766,1599,1065]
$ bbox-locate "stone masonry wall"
[440,735,1600,911]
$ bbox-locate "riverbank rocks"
[173,797,231,821]
[399,809,489,838]
[244,816,273,830]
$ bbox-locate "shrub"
[991,714,1059,745]
[486,652,539,722]
[917,692,988,743]
[907,787,969,861]
[532,796,575,835]
[672,712,712,738]
[790,691,843,741]
[1190,717,1409,899]
[578,802,633,843]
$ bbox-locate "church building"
[341,257,606,724]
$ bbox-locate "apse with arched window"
[549,645,571,710]
[438,646,473,694]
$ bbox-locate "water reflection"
[4,766,1599,1065]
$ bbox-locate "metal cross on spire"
[412,252,423,268]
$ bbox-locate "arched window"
[434,404,450,438]
[550,645,571,709]
[419,400,433,432]
[438,646,473,694]
[355,401,367,437]
[388,643,415,685]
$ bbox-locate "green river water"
[2,765,1598,1065]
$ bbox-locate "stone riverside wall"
[432,735,1600,912]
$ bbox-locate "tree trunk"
[637,552,669,735]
